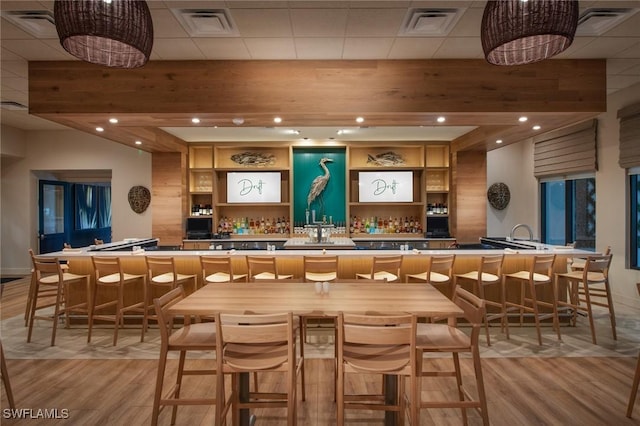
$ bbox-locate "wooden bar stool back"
[336,312,418,425]
[355,255,403,282]
[415,286,489,425]
[246,256,293,281]
[24,249,69,326]
[454,254,505,345]
[143,256,197,340]
[200,255,247,284]
[215,311,303,426]
[89,256,147,346]
[27,250,90,346]
[555,253,615,345]
[0,341,15,409]
[407,254,456,297]
[503,254,559,345]
[151,286,226,426]
[303,255,338,282]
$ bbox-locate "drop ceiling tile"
[0,88,27,104]
[345,8,406,36]
[387,37,444,59]
[294,38,344,59]
[569,36,639,58]
[447,7,482,37]
[433,37,483,58]
[348,1,411,8]
[612,39,640,58]
[342,37,394,59]
[150,9,190,38]
[607,58,640,74]
[554,37,597,58]
[291,8,348,37]
[291,2,347,9]
[607,74,640,90]
[0,1,46,12]
[193,37,251,59]
[228,1,289,9]
[244,38,296,59]
[0,18,34,40]
[602,9,640,37]
[232,8,292,37]
[2,76,27,92]
[152,39,206,60]
[0,47,21,61]
[1,58,27,77]
[1,39,67,60]
[163,1,227,9]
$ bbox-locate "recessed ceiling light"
[191,118,200,124]
[96,127,104,132]
[496,139,503,144]
[518,116,528,122]
[135,140,142,145]
[273,117,282,123]
[437,116,446,123]
[532,125,541,130]
[109,118,118,124]
[355,116,364,123]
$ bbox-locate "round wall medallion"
[487,182,510,210]
[128,185,151,214]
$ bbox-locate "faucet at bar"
[510,223,533,241]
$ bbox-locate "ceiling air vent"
[0,101,28,111]
[577,8,639,36]
[1,10,57,38]
[171,8,239,37]
[399,8,464,36]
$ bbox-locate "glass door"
[38,180,68,253]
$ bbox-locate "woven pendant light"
[481,0,579,66]
[54,0,153,68]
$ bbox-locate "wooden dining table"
[167,281,464,426]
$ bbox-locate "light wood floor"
[1,277,639,425]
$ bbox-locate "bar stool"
[0,341,15,409]
[303,255,338,283]
[355,255,403,282]
[406,254,456,298]
[453,254,504,346]
[89,256,147,346]
[246,256,293,281]
[24,249,69,326]
[143,256,197,340]
[200,255,247,284]
[555,253,615,345]
[503,254,560,346]
[569,245,611,272]
[27,251,90,346]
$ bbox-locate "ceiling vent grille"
[577,8,639,36]
[171,8,239,37]
[0,101,28,111]
[399,8,464,36]
[1,10,57,38]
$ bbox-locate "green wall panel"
[293,148,346,225]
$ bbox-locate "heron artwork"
[307,157,333,211]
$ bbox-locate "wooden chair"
[89,256,147,346]
[215,311,303,426]
[246,256,293,281]
[415,286,489,425]
[503,254,560,346]
[151,286,227,426]
[303,255,338,282]
[568,245,611,272]
[555,253,615,345]
[94,238,104,245]
[626,282,640,418]
[355,255,403,282]
[27,250,90,346]
[336,312,418,426]
[200,255,247,284]
[143,256,198,340]
[406,254,456,298]
[24,249,69,326]
[0,341,15,409]
[453,254,504,346]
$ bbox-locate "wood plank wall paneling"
[451,151,487,243]
[152,152,187,246]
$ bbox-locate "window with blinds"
[618,103,640,169]
[533,119,598,178]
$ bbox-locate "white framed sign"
[227,172,281,203]
[358,171,413,203]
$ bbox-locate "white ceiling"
[2,0,640,143]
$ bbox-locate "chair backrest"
[584,254,612,279]
[153,286,190,347]
[427,254,456,280]
[303,255,338,277]
[530,254,556,279]
[215,312,295,370]
[200,255,234,281]
[370,255,403,277]
[30,251,64,282]
[92,256,123,278]
[452,286,486,345]
[337,312,416,373]
[478,254,504,276]
[246,256,279,279]
[94,238,104,245]
[146,256,177,280]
